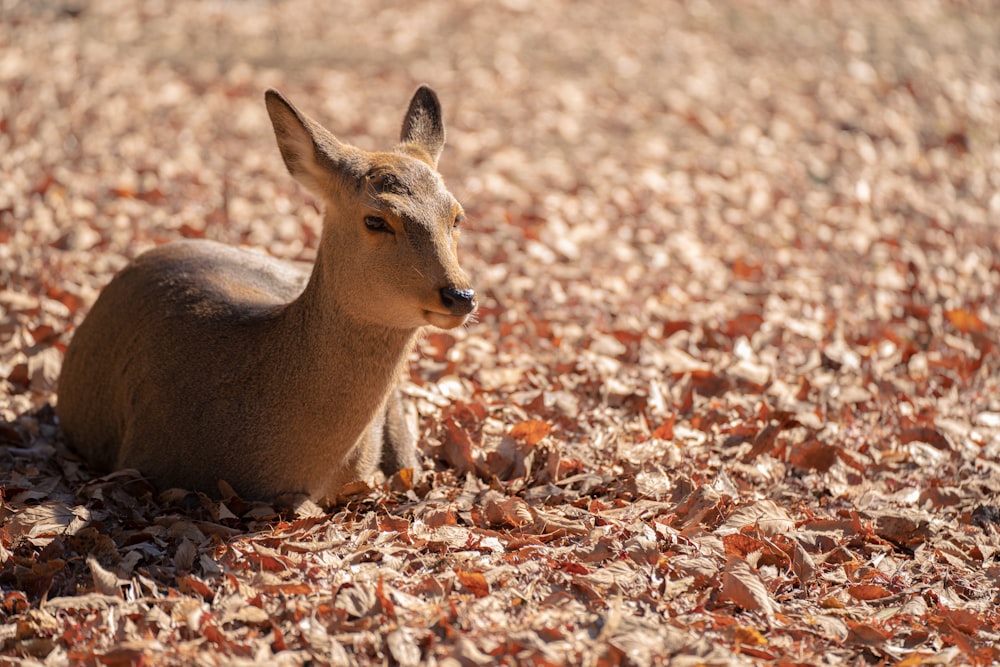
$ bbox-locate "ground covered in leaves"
[2,0,1000,664]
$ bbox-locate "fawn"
[57,86,476,501]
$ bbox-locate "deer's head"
[265,86,475,330]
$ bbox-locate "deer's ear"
[265,89,356,195]
[399,85,445,168]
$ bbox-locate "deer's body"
[57,86,475,500]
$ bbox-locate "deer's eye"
[453,214,466,229]
[364,216,392,234]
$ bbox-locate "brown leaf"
[874,512,932,548]
[792,540,817,586]
[173,538,197,573]
[719,557,776,624]
[177,575,213,600]
[721,312,764,339]
[930,607,985,635]
[261,583,312,596]
[674,484,723,528]
[484,496,533,528]
[846,621,892,646]
[899,426,951,450]
[787,440,840,472]
[741,423,782,462]
[441,418,479,476]
[722,533,767,561]
[388,466,416,493]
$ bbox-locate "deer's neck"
[271,255,418,442]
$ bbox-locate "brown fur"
[57,86,475,500]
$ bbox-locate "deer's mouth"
[422,309,470,329]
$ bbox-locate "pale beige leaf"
[717,500,795,536]
[387,628,422,667]
[86,555,122,597]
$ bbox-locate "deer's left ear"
[399,85,445,168]
[265,89,364,197]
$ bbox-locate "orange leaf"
[723,533,767,560]
[456,570,490,598]
[945,308,986,334]
[652,414,675,440]
[555,560,590,575]
[847,584,893,600]
[509,420,553,446]
[424,508,458,528]
[388,466,415,493]
[261,583,312,596]
[722,312,764,339]
[741,423,782,462]
[380,516,409,533]
[202,622,234,650]
[821,595,845,609]
[733,624,767,647]
[375,577,396,620]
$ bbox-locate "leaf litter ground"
[1,1,999,665]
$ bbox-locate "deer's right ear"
[400,85,445,168]
[265,89,347,196]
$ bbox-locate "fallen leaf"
[509,419,553,446]
[717,500,795,537]
[847,584,893,601]
[86,556,122,598]
[719,557,776,625]
[455,570,490,598]
[945,308,986,334]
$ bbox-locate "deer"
[56,85,476,501]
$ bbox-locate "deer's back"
[57,240,309,477]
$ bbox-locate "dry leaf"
[717,500,795,537]
[719,557,776,625]
[173,538,197,573]
[787,440,840,472]
[86,556,122,598]
[509,420,553,446]
[484,496,533,528]
[455,571,490,598]
[792,540,816,586]
[847,584,893,601]
[846,621,892,646]
[2,4,997,666]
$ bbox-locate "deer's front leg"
[379,390,420,476]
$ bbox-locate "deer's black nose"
[439,286,476,315]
